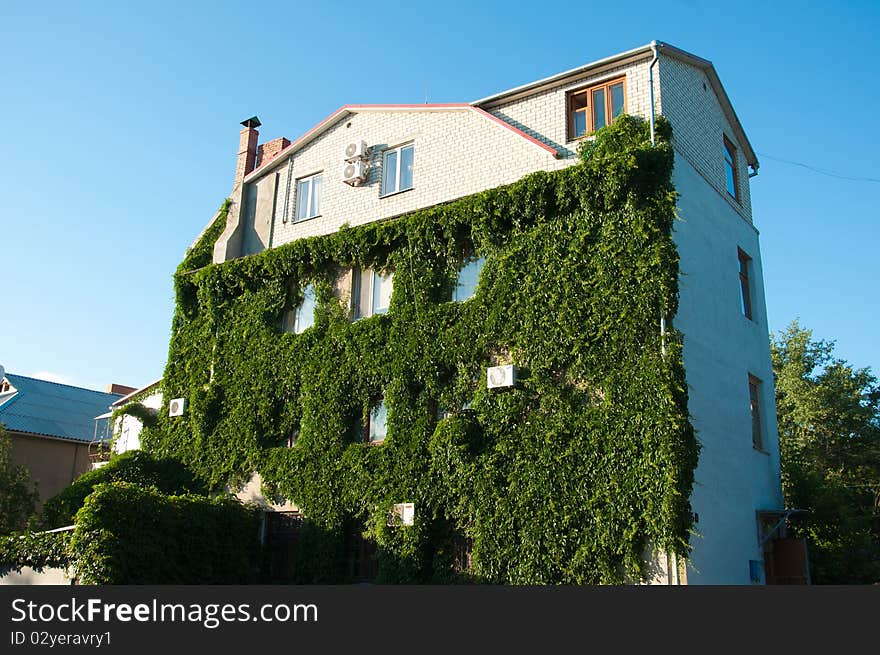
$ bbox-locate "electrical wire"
[757,152,880,184]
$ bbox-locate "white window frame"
[352,268,393,320]
[381,143,414,197]
[294,172,322,222]
[293,284,317,334]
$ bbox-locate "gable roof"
[0,374,122,443]
[244,103,560,182]
[243,41,756,186]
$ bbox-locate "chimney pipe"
[235,116,261,186]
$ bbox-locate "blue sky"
[1,0,878,391]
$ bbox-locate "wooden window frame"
[738,248,753,320]
[723,136,739,201]
[749,374,764,451]
[567,77,627,141]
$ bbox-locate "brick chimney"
[106,383,137,395]
[235,116,261,186]
[257,137,291,169]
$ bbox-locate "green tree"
[0,423,38,535]
[771,321,880,583]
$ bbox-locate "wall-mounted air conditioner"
[168,398,187,417]
[487,365,517,389]
[344,140,369,162]
[343,160,368,186]
[388,503,415,526]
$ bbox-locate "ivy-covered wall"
[147,115,698,584]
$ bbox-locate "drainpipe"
[649,41,664,356]
[648,40,660,146]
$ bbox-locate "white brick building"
[206,41,796,584]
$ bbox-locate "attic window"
[568,77,626,139]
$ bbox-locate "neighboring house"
[177,41,797,584]
[0,372,127,506]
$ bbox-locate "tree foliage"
[38,449,207,530]
[69,482,261,584]
[0,423,38,535]
[771,321,880,583]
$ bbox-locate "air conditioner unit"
[343,160,368,185]
[388,503,415,527]
[487,365,517,389]
[344,140,369,162]
[168,398,187,417]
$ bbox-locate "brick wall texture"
[216,50,753,259]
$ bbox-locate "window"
[282,284,317,334]
[366,398,387,444]
[286,430,299,448]
[723,136,739,200]
[453,256,485,302]
[749,374,764,451]
[294,172,322,221]
[381,143,414,196]
[294,284,317,333]
[738,248,753,320]
[568,77,626,139]
[352,268,393,319]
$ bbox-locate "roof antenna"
[424,80,429,104]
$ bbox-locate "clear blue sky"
[2,0,878,391]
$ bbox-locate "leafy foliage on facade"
[146,115,698,583]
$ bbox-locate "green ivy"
[149,115,698,583]
[69,482,261,584]
[110,401,158,431]
[38,450,207,529]
[0,530,71,576]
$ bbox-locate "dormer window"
[568,78,626,139]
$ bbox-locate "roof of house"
[246,40,756,184]
[0,374,122,443]
[244,103,560,183]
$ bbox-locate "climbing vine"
[147,115,698,583]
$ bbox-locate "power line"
[757,152,880,184]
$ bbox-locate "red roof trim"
[344,103,471,110]
[468,107,559,158]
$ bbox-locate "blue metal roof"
[0,374,122,443]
